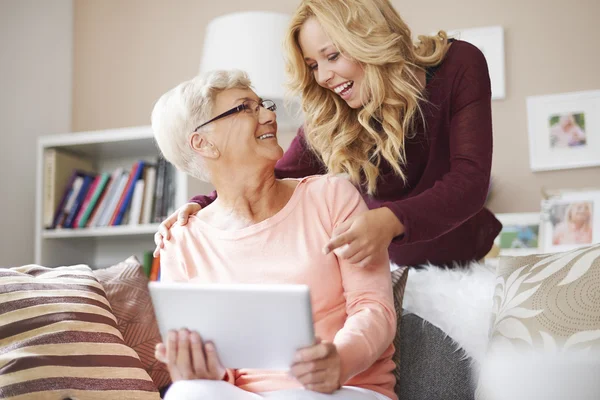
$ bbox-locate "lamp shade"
[199,11,291,100]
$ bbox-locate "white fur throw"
[401,261,497,366]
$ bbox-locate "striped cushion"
[0,264,160,400]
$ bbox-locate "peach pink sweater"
[160,176,397,400]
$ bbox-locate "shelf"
[42,223,161,239]
[39,126,157,161]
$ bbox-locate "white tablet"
[148,282,315,370]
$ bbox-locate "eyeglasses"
[194,99,277,132]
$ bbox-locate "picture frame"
[527,90,600,171]
[540,190,600,253]
[446,26,505,100]
[494,213,541,256]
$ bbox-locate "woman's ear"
[190,132,219,159]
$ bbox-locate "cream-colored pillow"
[489,243,600,352]
[476,244,600,400]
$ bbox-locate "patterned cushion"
[0,264,160,399]
[93,257,170,390]
[391,266,409,395]
[488,243,600,352]
[476,244,600,399]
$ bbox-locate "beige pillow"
[488,243,600,353]
[94,257,171,390]
[477,244,600,399]
[0,264,160,399]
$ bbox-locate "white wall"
[0,0,73,266]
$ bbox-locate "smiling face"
[197,88,282,168]
[298,17,367,109]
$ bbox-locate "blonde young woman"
[155,0,502,269]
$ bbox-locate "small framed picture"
[527,90,600,171]
[446,26,505,100]
[494,213,541,256]
[540,190,600,253]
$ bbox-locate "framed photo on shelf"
[494,213,541,256]
[446,26,505,100]
[527,90,600,171]
[540,190,600,253]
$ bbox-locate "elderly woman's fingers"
[155,342,167,363]
[204,341,225,379]
[175,329,194,379]
[189,332,207,376]
[289,358,329,380]
[294,342,331,363]
[296,368,329,387]
[166,330,178,374]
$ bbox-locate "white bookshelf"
[35,126,188,269]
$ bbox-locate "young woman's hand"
[153,203,202,256]
[323,207,404,268]
[290,338,341,394]
[154,329,225,382]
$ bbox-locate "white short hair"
[151,69,253,181]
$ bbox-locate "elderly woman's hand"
[153,203,202,256]
[290,338,341,394]
[323,207,404,268]
[154,329,225,382]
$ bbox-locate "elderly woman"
[151,70,397,400]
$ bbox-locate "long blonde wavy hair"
[284,0,450,194]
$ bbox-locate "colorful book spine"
[111,161,146,226]
[50,171,79,229]
[56,176,84,229]
[98,173,128,227]
[78,172,111,228]
[89,168,123,228]
[64,174,95,229]
[73,175,100,228]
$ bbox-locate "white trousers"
[164,380,392,400]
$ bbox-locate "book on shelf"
[63,174,96,229]
[43,149,94,228]
[52,170,95,229]
[110,161,146,226]
[45,157,174,231]
[77,172,111,228]
[140,165,156,225]
[88,168,124,228]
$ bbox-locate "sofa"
[2,243,599,399]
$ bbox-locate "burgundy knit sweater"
[190,40,502,267]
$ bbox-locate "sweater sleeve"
[384,47,493,245]
[327,177,396,383]
[189,125,326,207]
